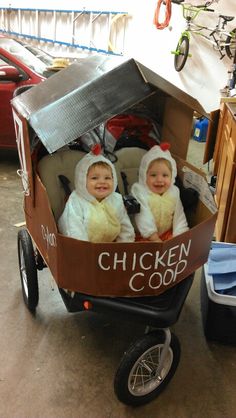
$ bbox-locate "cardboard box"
[11,55,217,298]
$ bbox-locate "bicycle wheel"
[18,229,39,312]
[225,28,236,60]
[174,35,189,72]
[114,331,180,406]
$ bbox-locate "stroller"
[12,55,216,406]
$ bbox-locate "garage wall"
[127,0,236,112]
[1,0,235,112]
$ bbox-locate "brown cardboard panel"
[55,210,216,297]
[25,176,59,278]
[162,98,193,159]
[187,201,213,229]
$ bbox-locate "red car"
[0,36,53,149]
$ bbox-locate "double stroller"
[12,55,216,405]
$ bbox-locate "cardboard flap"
[11,55,208,154]
[12,57,154,153]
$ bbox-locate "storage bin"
[201,262,236,344]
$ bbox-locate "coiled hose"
[153,0,172,29]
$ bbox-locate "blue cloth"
[207,243,236,295]
[212,273,236,292]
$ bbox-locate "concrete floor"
[0,146,236,418]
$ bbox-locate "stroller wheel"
[17,229,39,313]
[114,330,180,406]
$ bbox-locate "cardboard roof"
[12,55,208,153]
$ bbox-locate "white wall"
[1,0,235,112]
[125,0,235,112]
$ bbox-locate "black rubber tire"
[225,28,236,60]
[17,229,39,312]
[174,35,189,72]
[114,330,180,406]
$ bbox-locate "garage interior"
[0,0,236,417]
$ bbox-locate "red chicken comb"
[91,143,102,155]
[160,142,170,152]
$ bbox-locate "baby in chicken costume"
[131,143,189,242]
[58,146,135,242]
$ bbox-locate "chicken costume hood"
[58,145,135,243]
[74,147,118,202]
[138,143,177,187]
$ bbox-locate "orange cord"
[153,0,172,30]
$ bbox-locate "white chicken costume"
[131,143,189,240]
[58,150,135,243]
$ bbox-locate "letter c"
[98,252,110,271]
[129,272,145,292]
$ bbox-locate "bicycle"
[172,0,236,72]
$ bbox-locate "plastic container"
[192,117,209,142]
[201,252,236,344]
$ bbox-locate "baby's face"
[86,165,114,201]
[146,160,172,195]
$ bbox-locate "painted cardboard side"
[24,175,58,279]
[55,216,216,296]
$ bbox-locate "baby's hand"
[148,232,162,242]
